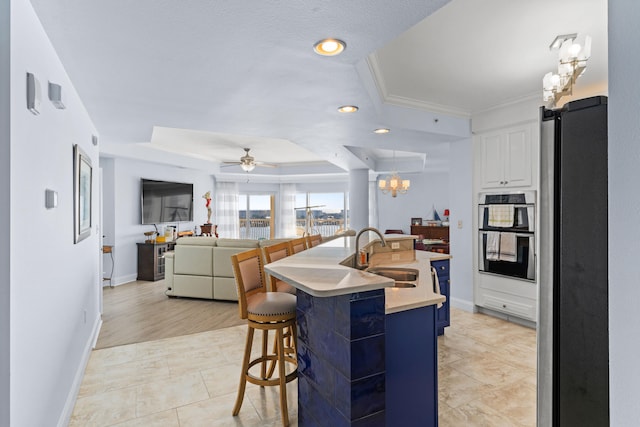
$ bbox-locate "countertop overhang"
[264,235,449,314]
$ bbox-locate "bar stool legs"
[232,318,297,426]
[231,249,298,426]
[266,324,296,380]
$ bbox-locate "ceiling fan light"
[374,128,390,134]
[241,163,255,172]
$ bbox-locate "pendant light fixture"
[378,151,410,197]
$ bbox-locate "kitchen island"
[265,235,449,426]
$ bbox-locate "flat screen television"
[141,178,193,224]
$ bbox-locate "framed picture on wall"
[411,217,423,226]
[74,144,92,243]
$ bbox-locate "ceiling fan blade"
[221,162,242,168]
[255,162,278,168]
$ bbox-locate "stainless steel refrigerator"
[538,96,609,426]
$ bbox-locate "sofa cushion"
[176,236,218,246]
[174,275,214,299]
[216,238,260,248]
[213,277,239,301]
[174,245,213,276]
[214,246,253,278]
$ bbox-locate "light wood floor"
[96,280,245,349]
[73,308,536,426]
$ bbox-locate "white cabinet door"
[480,133,505,188]
[479,124,532,189]
[503,127,532,188]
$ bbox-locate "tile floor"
[70,308,536,426]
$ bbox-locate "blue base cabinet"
[432,259,450,335]
[386,305,438,427]
[296,289,387,426]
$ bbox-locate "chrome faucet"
[354,227,387,269]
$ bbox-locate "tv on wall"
[141,178,194,224]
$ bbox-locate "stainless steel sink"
[366,267,419,288]
[391,281,417,288]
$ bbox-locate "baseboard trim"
[450,297,474,313]
[475,306,536,329]
[103,273,138,287]
[57,314,102,427]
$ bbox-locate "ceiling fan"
[221,148,277,172]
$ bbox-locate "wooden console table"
[137,241,176,281]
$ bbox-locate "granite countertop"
[264,235,449,314]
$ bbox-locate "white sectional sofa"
[164,236,290,301]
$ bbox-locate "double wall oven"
[478,191,536,281]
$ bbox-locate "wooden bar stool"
[231,248,298,427]
[288,236,307,254]
[305,233,322,248]
[263,242,297,294]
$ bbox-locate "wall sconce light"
[542,33,592,105]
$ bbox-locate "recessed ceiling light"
[338,105,358,113]
[313,38,346,56]
[374,128,390,134]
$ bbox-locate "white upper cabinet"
[479,125,532,189]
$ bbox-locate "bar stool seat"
[231,248,298,427]
[247,292,296,318]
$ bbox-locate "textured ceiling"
[28,0,607,178]
[373,0,608,115]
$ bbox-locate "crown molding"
[366,53,471,119]
[471,92,541,116]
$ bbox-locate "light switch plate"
[45,189,58,209]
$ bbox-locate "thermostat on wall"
[26,72,41,115]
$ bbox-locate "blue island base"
[295,288,439,427]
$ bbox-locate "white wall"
[0,0,10,423]
[608,1,640,423]
[377,170,450,234]
[10,1,101,425]
[448,138,474,310]
[105,157,214,284]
